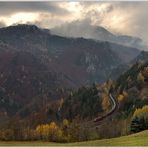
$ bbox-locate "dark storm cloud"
[0,1,147,46]
[0,2,69,16]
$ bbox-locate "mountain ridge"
[51,23,147,50]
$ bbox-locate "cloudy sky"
[0,2,148,43]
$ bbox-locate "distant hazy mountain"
[51,23,147,50]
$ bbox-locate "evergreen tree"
[130,116,147,133]
[130,116,141,133]
[139,117,146,131]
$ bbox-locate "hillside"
[114,61,148,118]
[0,50,71,118]
[0,24,140,84]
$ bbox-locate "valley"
[0,24,147,145]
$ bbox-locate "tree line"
[0,119,99,142]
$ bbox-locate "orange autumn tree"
[35,124,50,140]
[48,121,58,141]
[117,94,124,102]
[137,72,145,82]
[101,93,110,112]
[117,91,128,103]
[144,66,148,72]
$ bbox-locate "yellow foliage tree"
[137,72,145,82]
[101,93,110,111]
[48,121,58,141]
[61,119,70,140]
[35,121,58,141]
[123,91,128,98]
[117,94,124,102]
[133,105,148,119]
[62,119,69,128]
[144,66,148,72]
[35,125,42,139]
[35,124,50,140]
[106,79,113,90]
[49,121,57,130]
[43,124,50,139]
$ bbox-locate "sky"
[0,2,148,43]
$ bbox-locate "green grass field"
[0,130,148,146]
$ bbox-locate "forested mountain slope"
[0,24,140,85]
